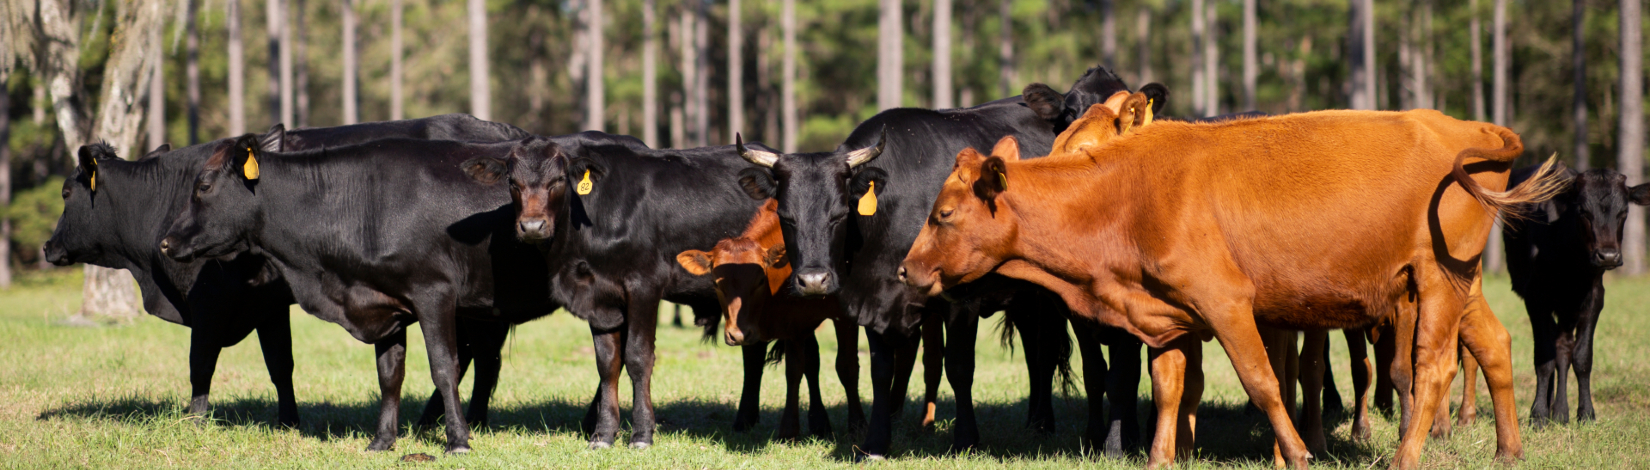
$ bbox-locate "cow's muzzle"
[42,239,71,266]
[517,217,552,242]
[1592,248,1624,269]
[794,269,835,297]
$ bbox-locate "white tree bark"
[586,0,604,131]
[342,0,358,124]
[1204,0,1218,115]
[1471,0,1485,122]
[266,0,287,127]
[1573,0,1588,170]
[1348,0,1374,110]
[1192,0,1205,116]
[878,0,902,111]
[1242,0,1255,111]
[728,0,743,140]
[782,0,798,152]
[469,0,491,120]
[1101,0,1115,70]
[148,25,165,149]
[1137,6,1151,85]
[1621,0,1645,274]
[997,0,1012,98]
[229,0,245,134]
[932,0,952,110]
[643,0,658,146]
[1485,0,1509,273]
[391,0,403,120]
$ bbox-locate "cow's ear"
[141,144,171,160]
[260,124,286,152]
[1023,83,1066,122]
[568,158,608,195]
[232,134,263,181]
[1139,83,1169,116]
[1052,104,1120,155]
[461,157,508,185]
[764,244,788,269]
[676,250,715,275]
[736,167,775,200]
[974,156,1009,202]
[990,136,1022,162]
[77,144,117,190]
[1631,183,1650,206]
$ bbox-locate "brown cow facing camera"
[900,103,1566,469]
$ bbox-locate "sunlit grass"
[1,267,1646,468]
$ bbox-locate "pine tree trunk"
[1242,0,1254,112]
[643,0,658,146]
[933,0,952,109]
[728,0,744,140]
[0,70,11,289]
[586,0,604,131]
[1484,0,1508,274]
[998,0,1012,98]
[878,0,902,111]
[1348,0,1374,110]
[342,0,358,124]
[1471,0,1485,122]
[293,0,307,127]
[1621,0,1645,274]
[1137,6,1151,85]
[1100,0,1115,70]
[469,0,491,120]
[391,0,404,121]
[148,26,165,150]
[267,0,287,127]
[187,0,201,143]
[1204,0,1218,115]
[1192,0,1205,116]
[1573,0,1588,170]
[694,1,710,146]
[228,0,245,134]
[782,0,798,152]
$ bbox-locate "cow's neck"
[996,157,1137,309]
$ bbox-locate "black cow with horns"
[43,114,533,431]
[734,66,1167,458]
[1503,165,1650,425]
[458,137,772,449]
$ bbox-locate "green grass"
[2,268,1649,468]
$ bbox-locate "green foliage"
[6,177,65,260]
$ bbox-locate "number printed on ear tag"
[857,181,878,216]
[576,170,593,195]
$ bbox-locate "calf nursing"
[900,102,1565,469]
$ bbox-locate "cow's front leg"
[1459,296,1523,462]
[187,323,224,421]
[255,308,299,427]
[833,321,866,431]
[417,306,470,454]
[946,311,980,452]
[1346,328,1373,442]
[733,343,766,432]
[857,329,914,460]
[367,330,407,452]
[464,320,509,428]
[587,326,624,448]
[622,293,662,449]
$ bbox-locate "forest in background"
[2,0,1647,319]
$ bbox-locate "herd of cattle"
[37,66,1642,468]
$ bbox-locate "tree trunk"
[1100,0,1115,70]
[0,70,11,288]
[1398,7,1412,109]
[342,0,357,124]
[998,0,1012,98]
[1204,0,1218,115]
[1573,0,1588,170]
[782,0,798,152]
[643,0,658,146]
[1471,0,1485,122]
[469,0,490,120]
[1485,0,1508,274]
[1192,0,1205,116]
[1348,0,1374,110]
[148,25,165,149]
[1137,6,1151,85]
[728,0,743,140]
[293,0,307,127]
[267,0,288,127]
[1621,0,1645,274]
[586,0,604,131]
[680,7,697,147]
[694,1,710,146]
[39,0,163,321]
[187,0,201,143]
[391,0,404,121]
[229,0,245,134]
[878,0,902,111]
[933,0,952,110]
[1242,0,1254,112]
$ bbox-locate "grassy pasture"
[1,267,1648,469]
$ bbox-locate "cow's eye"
[938,208,955,220]
[197,183,212,195]
[61,188,71,200]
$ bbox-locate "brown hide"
[901,109,1562,469]
[677,199,840,345]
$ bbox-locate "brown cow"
[677,200,946,437]
[898,105,1563,468]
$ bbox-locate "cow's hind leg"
[587,326,625,448]
[621,293,663,449]
[367,330,407,452]
[415,303,471,454]
[833,321,866,431]
[1391,271,1465,470]
[1106,329,1144,454]
[1299,330,1327,456]
[1208,307,1310,467]
[778,340,804,440]
[1459,296,1523,462]
[857,329,916,460]
[1574,284,1605,422]
[946,311,981,452]
[800,332,832,437]
[1146,335,1200,469]
[464,320,508,428]
[255,308,299,427]
[1346,328,1373,441]
[1527,300,1559,426]
[187,323,225,421]
[733,343,766,432]
[1074,323,1110,454]
[1454,342,1480,428]
[921,313,944,427]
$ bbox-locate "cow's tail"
[766,340,787,366]
[1450,127,1569,222]
[997,309,1077,398]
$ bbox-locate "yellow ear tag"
[857,181,878,216]
[243,148,260,180]
[576,170,593,195]
[1143,99,1155,127]
[997,172,1008,191]
[89,159,97,191]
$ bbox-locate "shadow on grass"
[36,394,1390,465]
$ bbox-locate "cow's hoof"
[853,453,886,463]
[629,441,651,450]
[365,438,395,452]
[589,440,613,450]
[445,444,471,455]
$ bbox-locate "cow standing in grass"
[1500,166,1649,425]
[43,115,532,430]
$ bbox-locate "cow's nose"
[1594,249,1623,268]
[519,219,545,234]
[42,240,68,265]
[158,238,172,254]
[724,328,745,346]
[796,271,832,296]
[897,265,908,283]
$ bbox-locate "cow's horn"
[737,133,780,168]
[846,126,888,168]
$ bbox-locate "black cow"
[735,66,1164,457]
[460,137,772,449]
[158,135,578,453]
[41,114,532,429]
[1504,166,1650,425]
